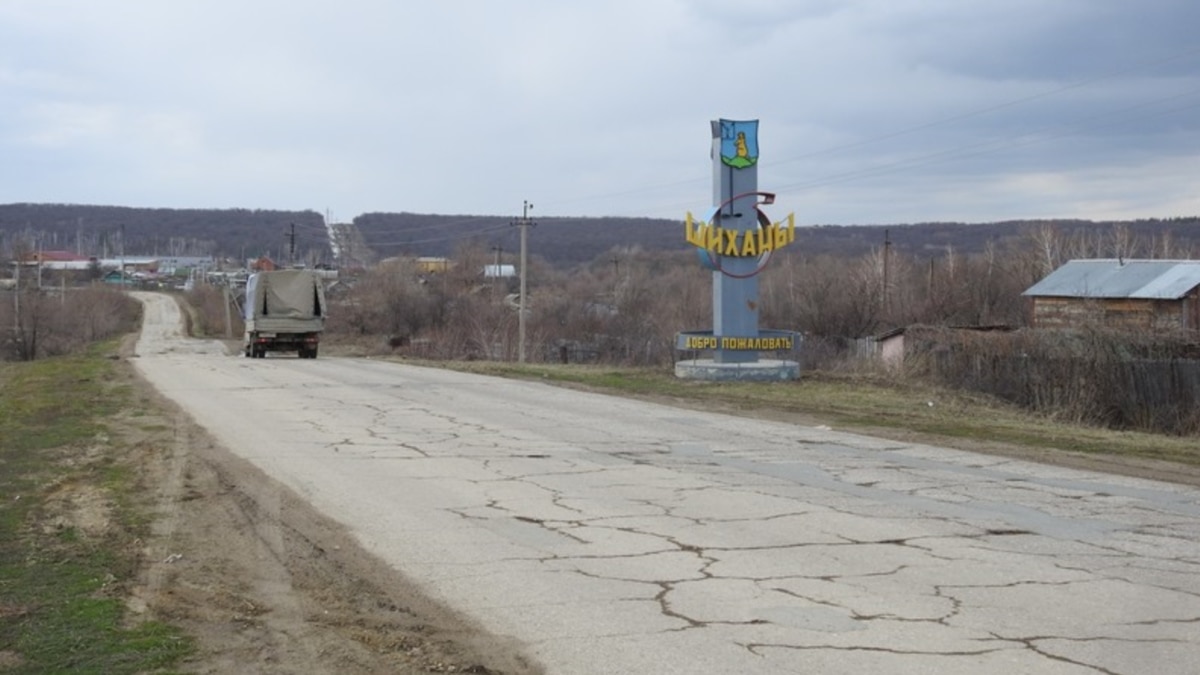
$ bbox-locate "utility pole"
[223,283,233,338]
[120,224,126,289]
[882,228,891,319]
[287,223,297,267]
[511,201,534,363]
[491,245,503,293]
[12,240,19,340]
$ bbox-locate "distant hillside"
[351,212,680,267]
[0,203,328,264]
[2,203,1197,267]
[352,212,1200,265]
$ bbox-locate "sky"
[2,0,1198,226]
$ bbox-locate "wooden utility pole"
[512,201,534,363]
[36,235,43,290]
[223,283,233,338]
[491,245,503,293]
[12,244,19,338]
[882,228,891,318]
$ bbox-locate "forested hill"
[0,203,326,263]
[333,212,1200,266]
[2,203,1198,266]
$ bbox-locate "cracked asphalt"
[132,293,1200,674]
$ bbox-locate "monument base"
[675,358,800,382]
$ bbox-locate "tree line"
[5,206,1199,434]
[0,203,328,265]
[316,221,1200,434]
[329,220,1198,357]
[3,202,1198,270]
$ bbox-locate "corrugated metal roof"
[1023,259,1200,300]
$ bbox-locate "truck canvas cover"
[244,270,326,333]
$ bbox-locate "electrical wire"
[543,45,1200,219]
[341,45,1200,248]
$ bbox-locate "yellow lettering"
[687,212,797,258]
[757,227,772,254]
[702,336,799,351]
[740,231,757,256]
[763,214,798,252]
[684,336,718,350]
[723,230,738,256]
[706,225,722,252]
[684,212,702,247]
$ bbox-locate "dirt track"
[117,334,541,674]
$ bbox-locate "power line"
[366,222,514,247]
[768,45,1200,171]
[352,215,502,234]
[771,89,1200,196]
[544,45,1200,218]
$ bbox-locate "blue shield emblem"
[719,119,759,169]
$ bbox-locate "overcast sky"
[2,0,1198,225]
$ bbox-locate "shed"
[483,264,516,279]
[417,257,450,274]
[1022,259,1200,331]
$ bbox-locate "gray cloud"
[0,0,1197,225]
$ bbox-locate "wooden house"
[1022,259,1200,331]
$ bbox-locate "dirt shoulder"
[117,337,542,674]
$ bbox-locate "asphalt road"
[131,293,1200,674]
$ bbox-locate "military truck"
[243,269,327,359]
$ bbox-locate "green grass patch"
[0,346,194,673]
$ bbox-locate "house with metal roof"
[1022,259,1200,331]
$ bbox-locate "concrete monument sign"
[676,119,800,381]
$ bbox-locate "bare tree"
[1108,223,1139,261]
